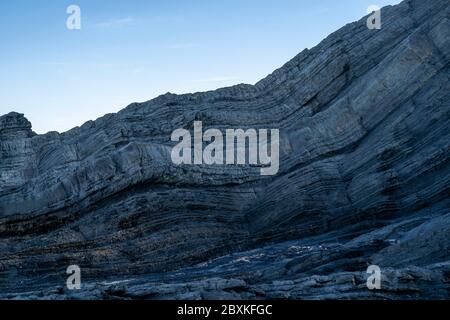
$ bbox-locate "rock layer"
[0,0,449,299]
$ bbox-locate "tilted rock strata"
[0,0,449,299]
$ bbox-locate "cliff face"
[1,0,449,299]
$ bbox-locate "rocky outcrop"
[0,0,449,299]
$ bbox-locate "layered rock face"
[0,0,449,299]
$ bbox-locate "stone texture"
[0,0,449,299]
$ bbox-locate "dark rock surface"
[0,0,449,299]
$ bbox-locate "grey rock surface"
[0,0,449,299]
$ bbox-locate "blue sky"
[0,0,401,133]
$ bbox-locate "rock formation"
[0,0,449,299]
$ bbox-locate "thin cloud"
[39,62,66,66]
[168,43,199,50]
[195,76,240,83]
[94,16,141,29]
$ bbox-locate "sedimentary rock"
[0,0,449,299]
